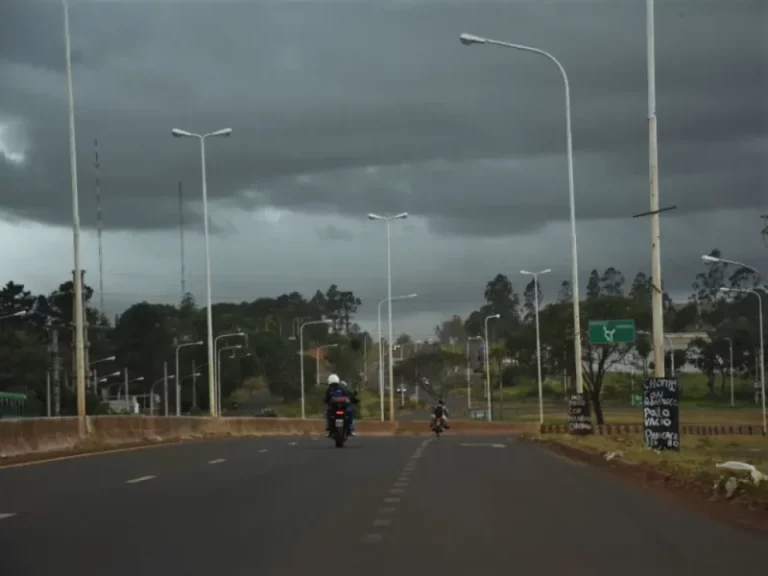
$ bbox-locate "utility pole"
[179,181,186,303]
[94,138,105,316]
[163,361,169,417]
[191,359,197,410]
[50,325,61,416]
[71,269,91,396]
[46,372,52,417]
[646,0,665,378]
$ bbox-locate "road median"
[0,416,536,465]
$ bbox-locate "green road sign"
[588,319,636,344]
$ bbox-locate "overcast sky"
[0,0,765,338]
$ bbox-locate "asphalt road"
[0,435,765,575]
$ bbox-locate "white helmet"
[327,373,340,385]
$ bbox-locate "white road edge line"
[125,475,156,484]
[208,458,226,464]
[0,513,17,520]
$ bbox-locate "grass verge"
[521,431,768,533]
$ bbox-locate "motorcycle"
[329,396,351,448]
[431,416,445,437]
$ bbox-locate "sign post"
[588,319,636,345]
[643,377,680,451]
[568,393,593,435]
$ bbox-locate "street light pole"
[368,212,408,422]
[664,334,675,377]
[62,0,86,435]
[466,335,483,412]
[217,344,243,414]
[459,34,583,394]
[175,341,203,416]
[376,293,417,421]
[299,319,332,420]
[212,332,245,416]
[172,127,233,417]
[316,344,338,389]
[646,0,665,379]
[720,288,765,433]
[725,337,734,407]
[484,314,500,422]
[521,269,551,424]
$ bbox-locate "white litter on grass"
[604,450,625,461]
[716,461,767,485]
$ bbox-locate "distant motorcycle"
[431,416,445,437]
[329,396,351,448]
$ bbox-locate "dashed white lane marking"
[0,513,17,521]
[258,449,268,453]
[208,458,226,464]
[125,475,155,484]
[288,442,297,446]
[459,442,505,448]
[363,438,434,545]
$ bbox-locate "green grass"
[535,432,768,501]
[454,372,762,426]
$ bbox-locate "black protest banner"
[568,393,593,435]
[643,377,680,451]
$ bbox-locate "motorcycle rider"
[323,373,358,436]
[431,398,450,430]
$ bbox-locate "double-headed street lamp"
[171,126,233,417]
[369,212,408,421]
[175,341,203,416]
[466,335,483,411]
[217,344,243,414]
[521,268,551,425]
[213,332,246,416]
[316,344,339,389]
[459,33,584,396]
[90,356,116,393]
[484,313,500,422]
[377,293,417,422]
[299,319,333,420]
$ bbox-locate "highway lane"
[0,434,765,575]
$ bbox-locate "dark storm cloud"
[0,0,765,234]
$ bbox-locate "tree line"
[0,280,367,415]
[0,248,763,422]
[430,249,765,424]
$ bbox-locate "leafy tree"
[434,315,465,344]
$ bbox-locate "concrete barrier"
[0,416,537,462]
[0,417,81,458]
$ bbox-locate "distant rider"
[324,373,358,436]
[431,398,450,430]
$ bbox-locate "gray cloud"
[0,0,765,336]
[0,0,764,235]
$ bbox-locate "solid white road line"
[125,475,156,484]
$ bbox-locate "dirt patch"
[524,435,768,537]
